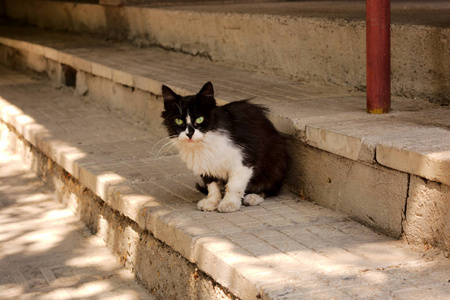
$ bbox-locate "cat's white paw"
[243,194,264,206]
[217,195,241,213]
[197,198,220,211]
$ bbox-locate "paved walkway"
[0,148,153,299]
[0,66,449,299]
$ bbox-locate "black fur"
[196,175,218,195]
[161,82,289,197]
[195,182,209,195]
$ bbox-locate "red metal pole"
[366,0,391,114]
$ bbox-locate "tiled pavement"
[0,148,153,299]
[0,66,449,299]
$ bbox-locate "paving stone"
[0,150,152,299]
[392,285,450,300]
[340,285,389,299]
[305,288,351,300]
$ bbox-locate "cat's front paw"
[217,195,241,213]
[243,194,264,206]
[197,198,220,211]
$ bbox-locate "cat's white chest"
[177,131,244,180]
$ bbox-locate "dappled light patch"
[0,149,151,298]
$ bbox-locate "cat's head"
[161,82,217,143]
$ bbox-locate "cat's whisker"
[154,144,178,160]
[152,135,177,151]
[158,141,179,157]
[154,141,174,158]
[151,135,177,156]
[154,139,180,159]
[157,140,176,156]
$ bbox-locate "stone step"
[0,149,154,299]
[2,0,449,104]
[0,23,448,249]
[1,64,449,300]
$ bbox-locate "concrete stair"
[0,2,449,299]
[1,63,449,300]
[1,0,449,105]
[0,22,448,245]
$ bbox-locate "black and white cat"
[161,82,289,212]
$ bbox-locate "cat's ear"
[198,82,214,98]
[197,82,216,107]
[162,85,178,110]
[162,85,177,101]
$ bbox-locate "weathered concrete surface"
[157,1,450,27]
[286,140,409,238]
[377,135,450,187]
[2,0,449,104]
[82,72,167,138]
[0,149,153,299]
[1,65,450,300]
[403,175,450,250]
[0,24,448,247]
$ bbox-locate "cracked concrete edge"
[402,175,450,250]
[305,125,362,161]
[1,34,449,187]
[376,143,450,187]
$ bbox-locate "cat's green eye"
[174,118,184,126]
[195,116,204,124]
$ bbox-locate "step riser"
[1,42,448,250]
[3,0,450,104]
[403,176,450,249]
[0,122,237,300]
[287,140,408,238]
[288,139,449,248]
[81,72,167,138]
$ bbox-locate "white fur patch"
[218,164,253,212]
[175,130,254,212]
[197,181,222,211]
[176,130,247,180]
[243,194,264,206]
[186,114,192,125]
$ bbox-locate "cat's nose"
[186,127,195,139]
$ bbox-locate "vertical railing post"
[366,0,391,114]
